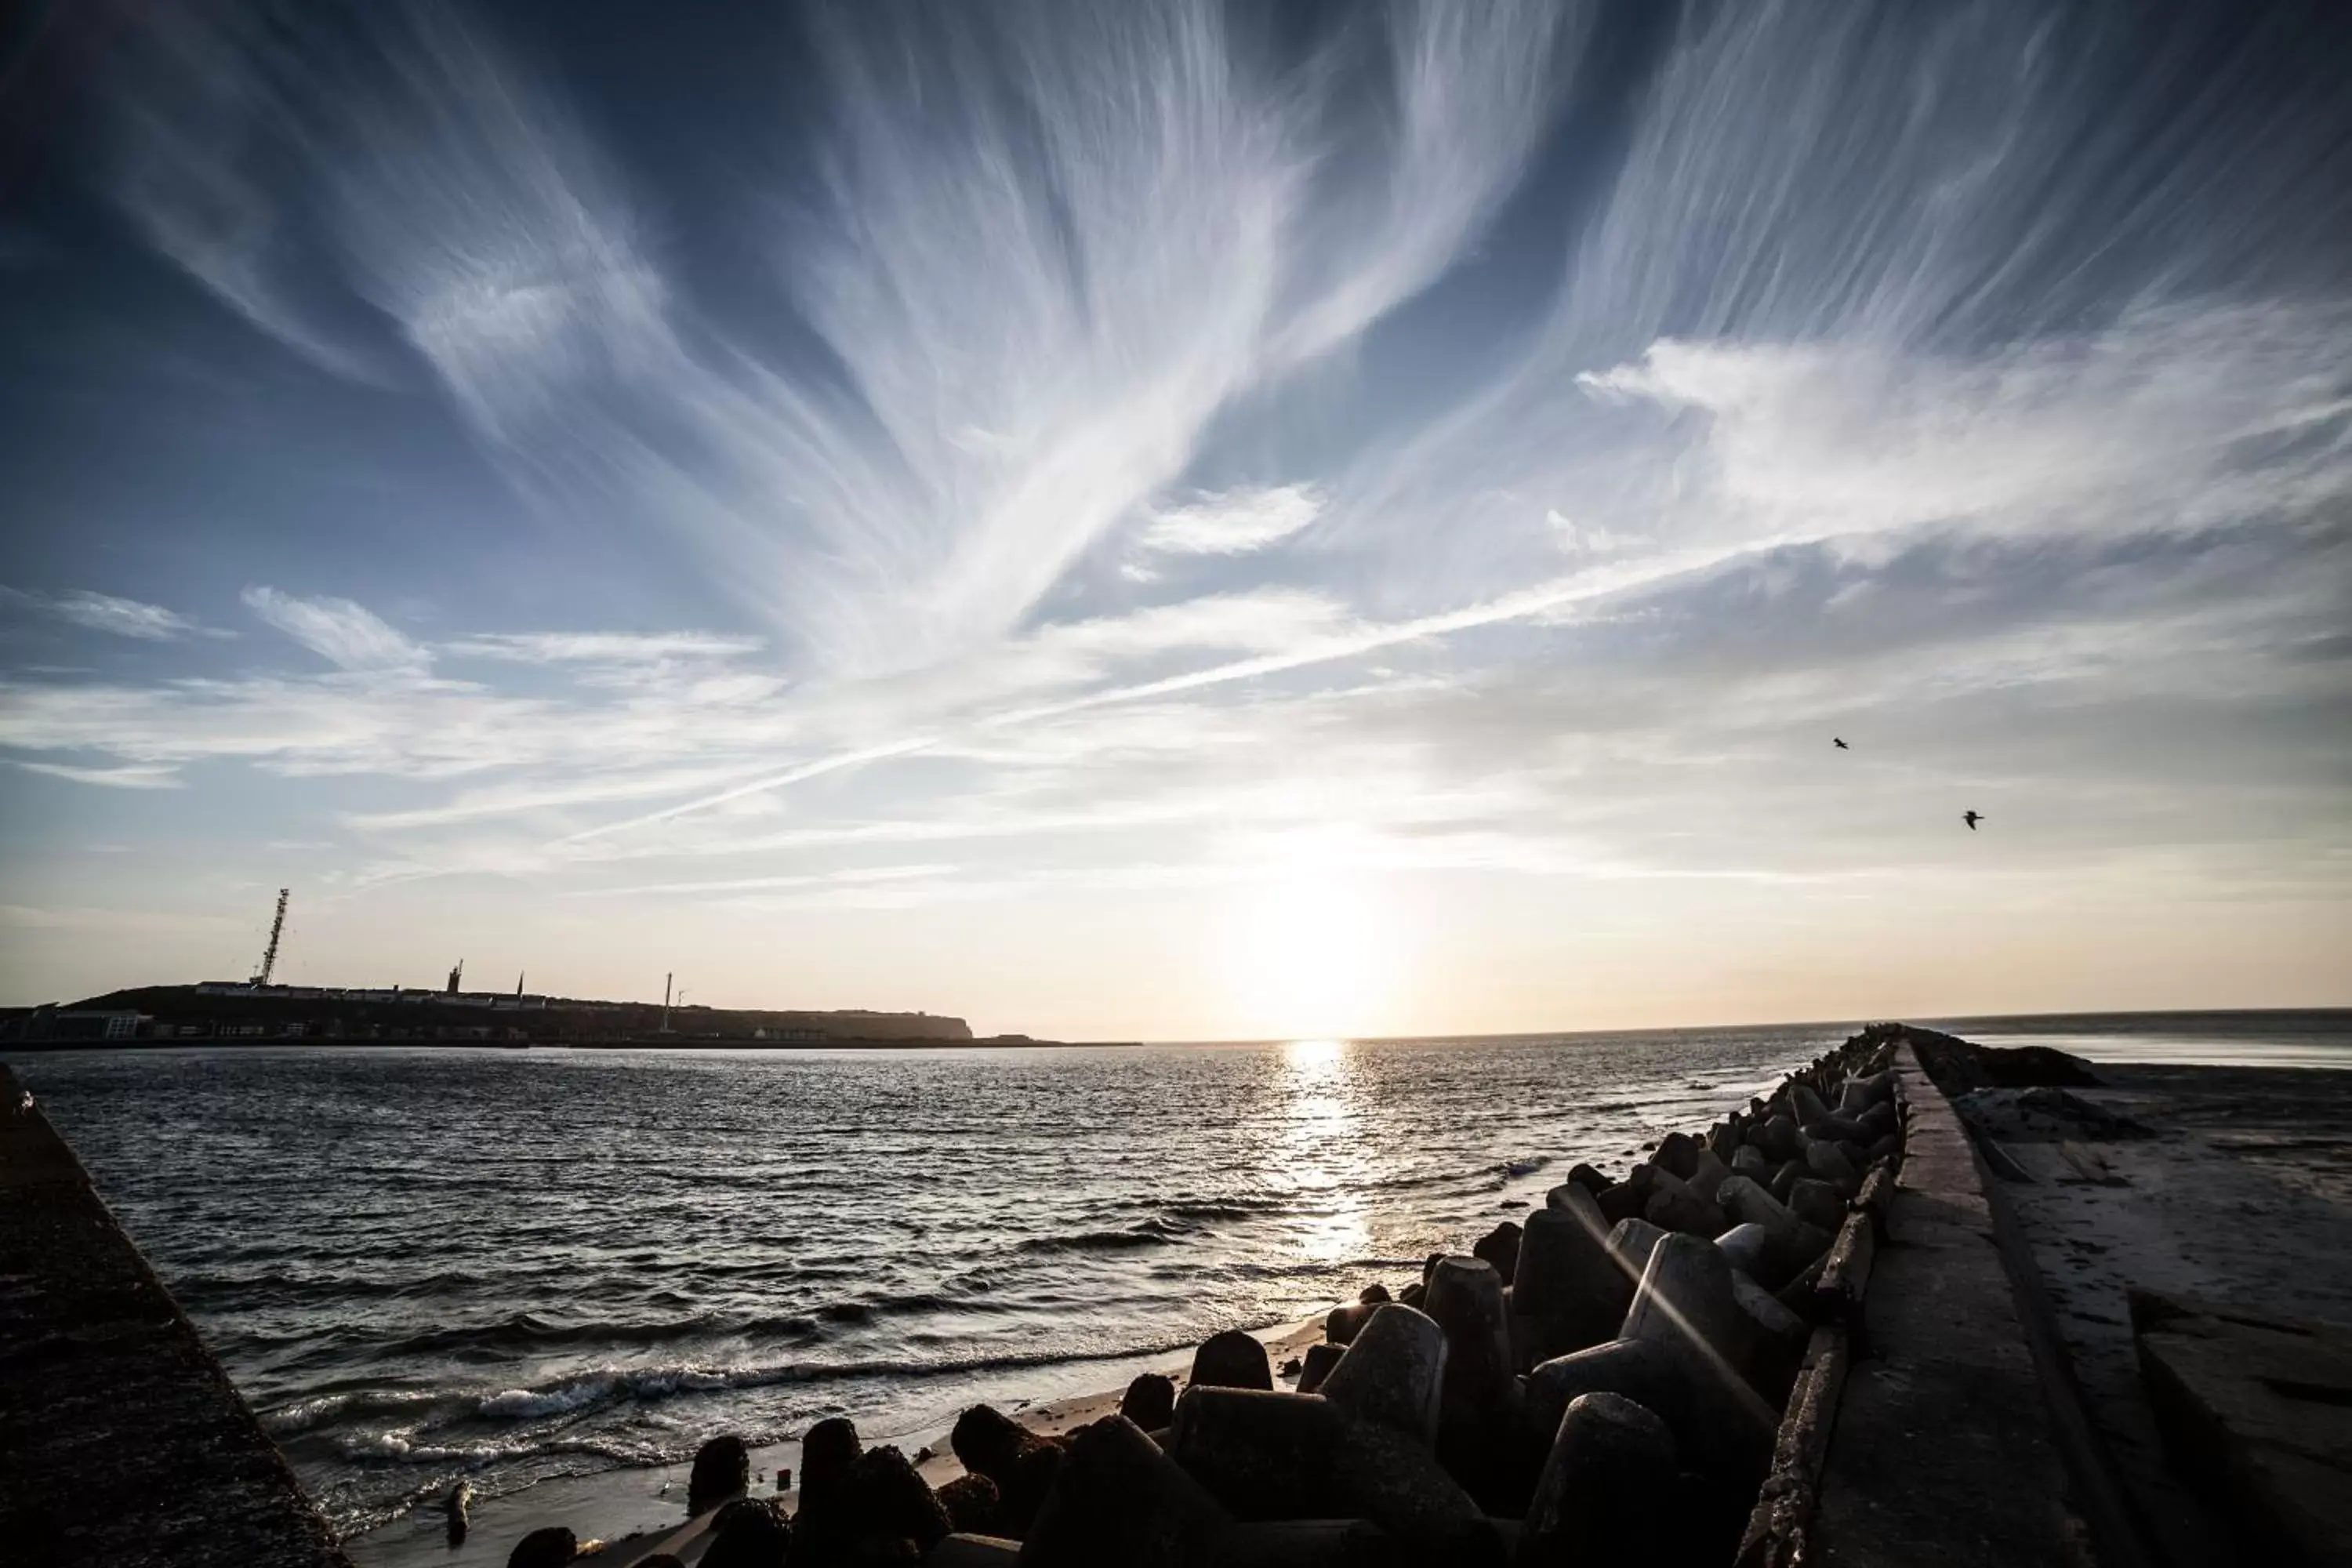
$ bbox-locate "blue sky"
[2,0,2347,1036]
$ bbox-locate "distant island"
[0,981,1011,1049]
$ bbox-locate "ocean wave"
[339,1425,653,1468]
[262,1386,446,1435]
[382,1308,826,1359]
[1015,1222,1179,1254]
[413,1334,1236,1438]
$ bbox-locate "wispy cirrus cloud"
[16,760,186,789]
[241,586,430,673]
[91,0,1580,679]
[2,586,227,641]
[1139,485,1324,556]
[442,633,764,665]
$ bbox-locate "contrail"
[557,735,942,844]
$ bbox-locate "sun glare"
[1219,868,1399,1040]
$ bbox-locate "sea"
[13,1010,2347,1543]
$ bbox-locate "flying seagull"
[1832,737,1849,750]
[1963,811,1984,830]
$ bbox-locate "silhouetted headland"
[2,982,1127,1050]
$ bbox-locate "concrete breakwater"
[516,1025,1915,1566]
[0,1064,353,1568]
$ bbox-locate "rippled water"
[17,1028,1851,1534]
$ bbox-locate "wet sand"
[1958,1065,2352,1568]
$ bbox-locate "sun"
[1218,867,1398,1040]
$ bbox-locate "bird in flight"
[1963,811,1984,830]
[1832,737,1849,750]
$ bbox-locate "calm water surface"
[18,1013,2343,1535]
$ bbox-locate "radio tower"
[252,888,289,986]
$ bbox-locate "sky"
[1,0,2347,1040]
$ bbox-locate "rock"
[1565,1163,1613,1197]
[1524,1338,1693,1448]
[1729,1144,1771,1180]
[1169,1387,1341,1520]
[1296,1342,1345,1396]
[950,1405,1064,1537]
[1773,1249,1830,1314]
[1802,1114,1870,1145]
[1398,1280,1426,1309]
[1192,1330,1274,1392]
[1789,1083,1831,1124]
[702,1499,792,1568]
[1859,1098,1898,1138]
[1729,1272,1807,1397]
[925,1537,1022,1566]
[1330,1415,1508,1567]
[1221,1518,1410,1567]
[1424,1258,1513,1400]
[506,1526,577,1568]
[937,1473,1000,1536]
[1712,1222,1774,1284]
[803,1416,863,1494]
[1511,1192,1631,1367]
[1473,1221,1523,1280]
[1653,1131,1700,1181]
[1642,1172,1726,1238]
[1837,1077,1875,1116]
[1316,1304,1447,1443]
[1517,1392,1677,1567]
[1605,1218,1666,1281]
[1019,1415,1233,1568]
[1326,1302,1378,1346]
[445,1479,472,1546]
[1787,1178,1845,1235]
[843,1445,952,1555]
[1865,1131,1901,1165]
[1757,1114,1801,1163]
[1123,1373,1178,1431]
[1422,1257,1524,1510]
[1806,1138,1860,1192]
[1595,1178,1650,1225]
[690,1433,752,1514]
[1706,1123,1741,1162]
[1621,1233,1777,1468]
[1359,1283,1392,1305]
[791,1417,868,1561]
[1686,1148,1733,1201]
[1716,1175,1797,1234]
[1623,1233,1748,1359]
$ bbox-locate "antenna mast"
[253,888,289,985]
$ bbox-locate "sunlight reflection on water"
[1276,1039,1371,1262]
